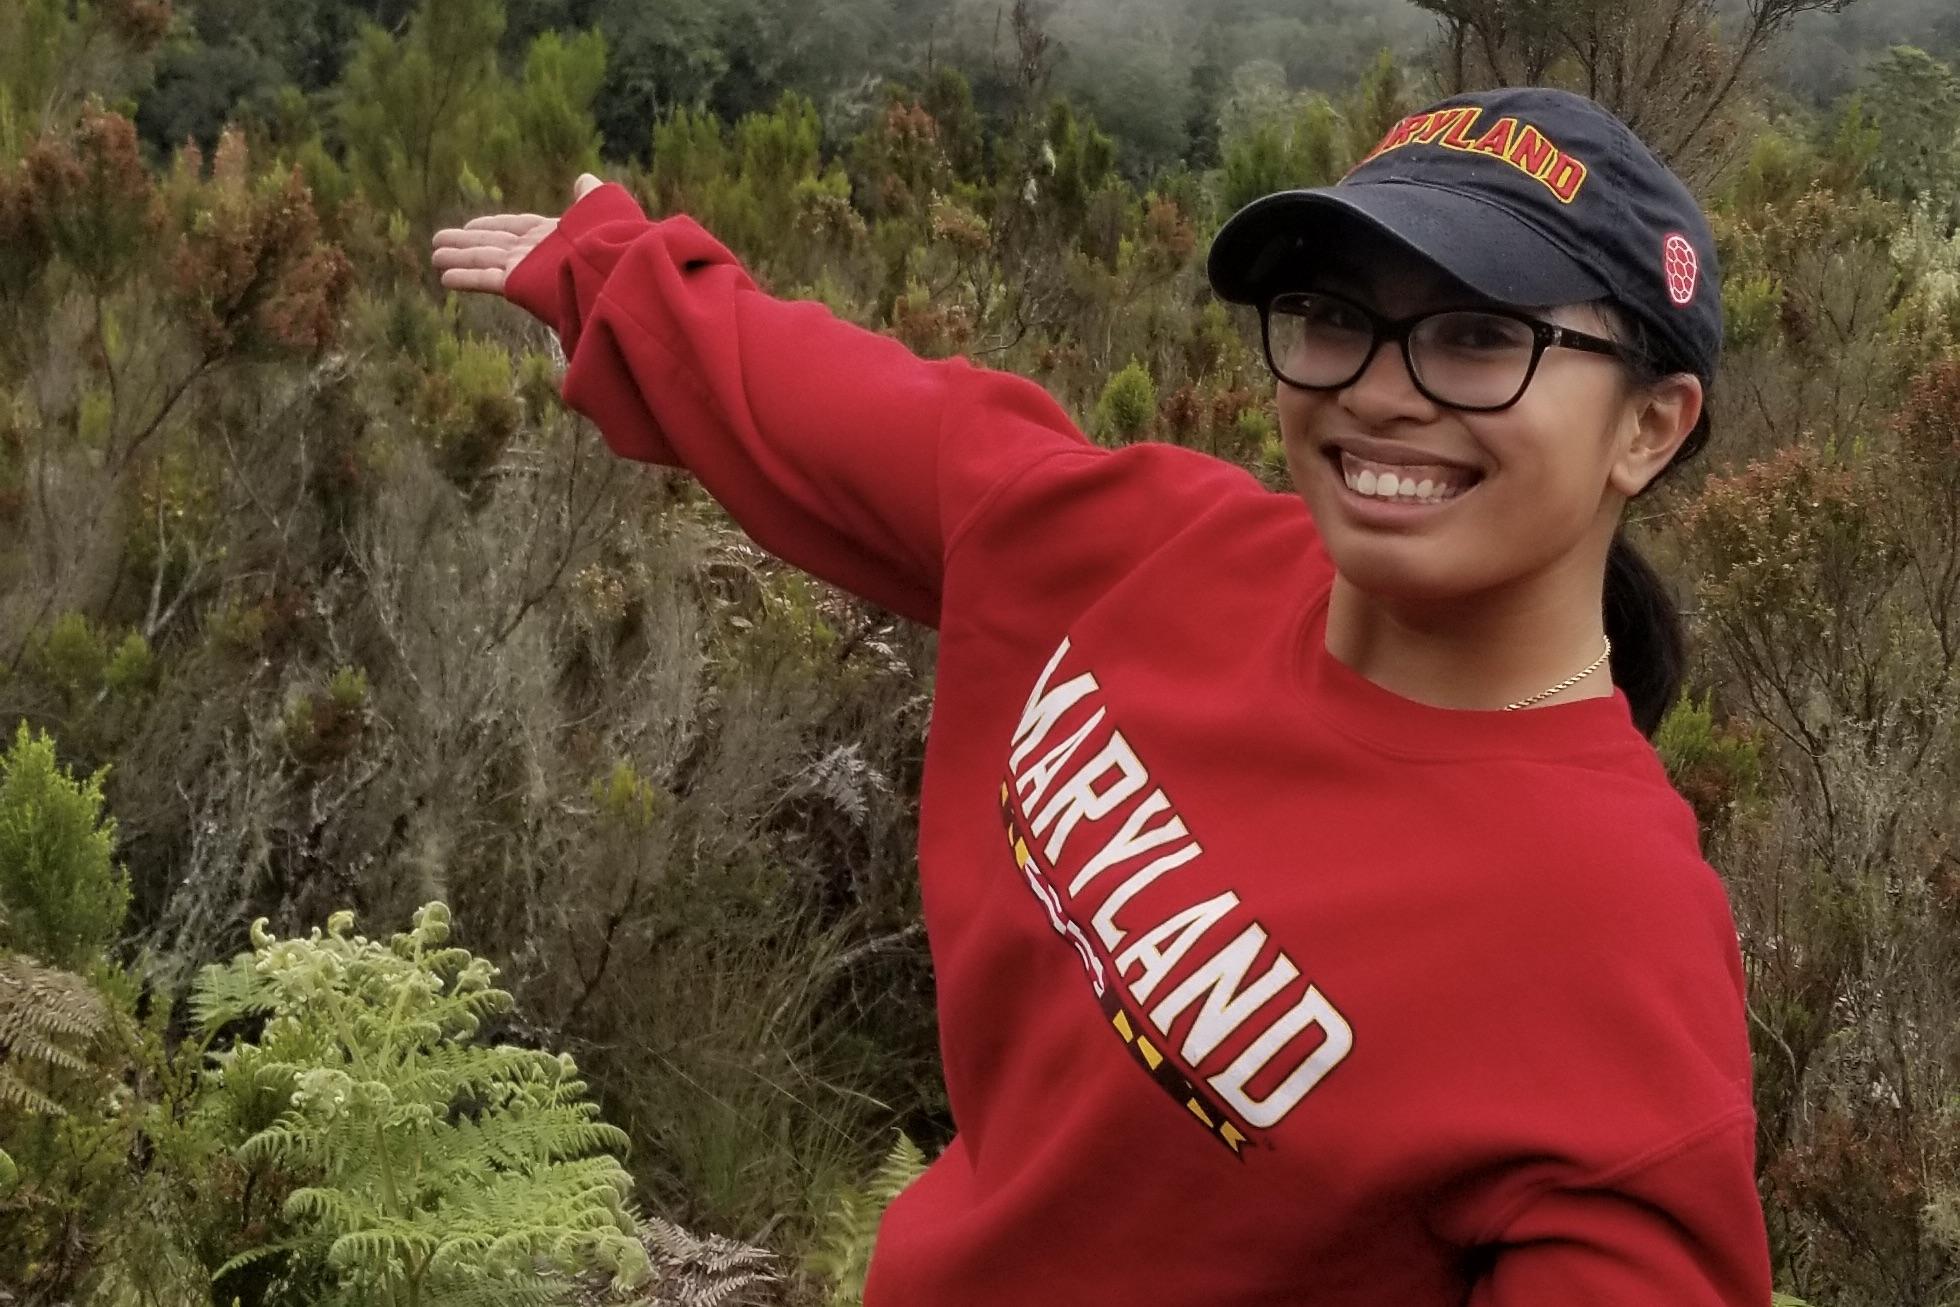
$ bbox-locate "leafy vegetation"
[805,1133,929,1307]
[193,903,651,1304]
[4,0,1960,1302]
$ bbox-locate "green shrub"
[102,630,155,695]
[1653,691,1764,829]
[1094,359,1157,443]
[1218,93,1342,217]
[1722,270,1784,350]
[193,902,651,1305]
[0,720,127,971]
[281,665,373,774]
[27,611,107,697]
[338,0,506,234]
[413,333,522,488]
[485,27,608,213]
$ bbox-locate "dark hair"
[1597,304,1708,738]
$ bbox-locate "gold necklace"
[1503,636,1612,711]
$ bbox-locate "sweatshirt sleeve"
[1466,1107,1772,1307]
[500,183,1095,627]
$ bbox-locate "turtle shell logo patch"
[1663,232,1698,307]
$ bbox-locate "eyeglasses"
[1257,290,1627,412]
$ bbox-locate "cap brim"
[1207,182,1609,308]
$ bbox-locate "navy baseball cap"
[1207,87,1721,385]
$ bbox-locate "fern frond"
[240,1120,325,1170]
[866,1130,926,1206]
[631,1214,782,1305]
[209,902,653,1307]
[0,952,111,1047]
[283,1183,379,1230]
[189,952,273,1032]
[326,1222,440,1271]
[212,1238,305,1282]
[0,1071,66,1116]
[805,1131,931,1306]
[0,950,112,1118]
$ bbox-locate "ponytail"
[1604,531,1684,738]
[1597,302,1705,739]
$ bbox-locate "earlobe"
[1609,374,1702,498]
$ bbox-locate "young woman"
[435,86,1768,1305]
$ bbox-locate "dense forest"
[2,0,1960,1302]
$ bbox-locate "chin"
[1289,480,1461,594]
[1320,535,1487,606]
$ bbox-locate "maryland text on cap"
[1207,87,1723,386]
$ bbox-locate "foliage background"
[3,0,1960,1302]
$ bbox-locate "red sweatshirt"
[505,184,1773,1306]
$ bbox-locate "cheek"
[1479,359,1624,469]
[1274,382,1314,440]
[1461,395,1622,541]
[1275,386,1327,483]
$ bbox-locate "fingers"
[438,266,507,294]
[432,227,523,251]
[574,172,603,200]
[431,244,520,273]
[459,213,550,234]
[431,208,564,295]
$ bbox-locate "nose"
[1338,332,1440,427]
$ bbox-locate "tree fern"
[196,902,651,1307]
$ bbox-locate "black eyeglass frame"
[1256,289,1628,413]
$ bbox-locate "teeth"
[1337,451,1475,505]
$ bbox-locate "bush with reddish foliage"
[166,133,352,356]
[12,105,158,292]
[1681,443,1901,656]
[100,0,171,49]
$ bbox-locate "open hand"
[431,172,605,295]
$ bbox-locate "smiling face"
[1271,223,1697,610]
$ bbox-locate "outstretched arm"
[432,178,1095,627]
